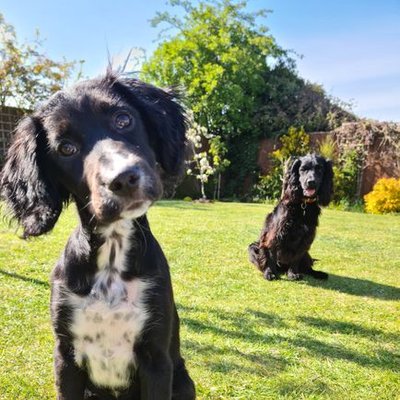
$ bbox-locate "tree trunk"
[201,181,207,200]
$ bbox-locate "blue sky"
[1,0,399,121]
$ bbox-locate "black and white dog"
[0,74,195,399]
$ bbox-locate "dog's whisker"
[87,213,97,227]
[79,200,93,211]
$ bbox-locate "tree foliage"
[0,13,81,109]
[142,0,354,197]
[143,0,283,136]
[142,0,285,196]
[255,60,356,136]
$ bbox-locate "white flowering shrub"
[185,112,229,200]
[186,118,214,199]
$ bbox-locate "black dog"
[249,154,333,281]
[0,73,195,399]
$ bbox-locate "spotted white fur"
[68,219,152,389]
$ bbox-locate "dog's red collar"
[302,196,318,207]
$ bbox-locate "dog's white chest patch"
[69,220,151,389]
[70,278,151,389]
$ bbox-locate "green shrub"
[364,178,400,214]
[318,135,336,160]
[332,150,362,204]
[252,172,282,201]
[273,126,310,162]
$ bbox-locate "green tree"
[255,60,356,137]
[0,13,82,109]
[142,0,285,195]
[142,0,354,197]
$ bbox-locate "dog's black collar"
[301,197,318,216]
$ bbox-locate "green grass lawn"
[0,201,399,399]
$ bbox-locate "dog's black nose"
[109,167,141,195]
[307,180,316,189]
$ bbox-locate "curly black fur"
[249,154,333,281]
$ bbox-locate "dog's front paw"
[264,269,278,281]
[287,271,303,281]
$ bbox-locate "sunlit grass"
[0,201,399,399]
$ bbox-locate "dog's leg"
[54,341,87,400]
[287,265,303,281]
[137,347,173,399]
[248,242,261,268]
[263,251,279,281]
[171,307,196,400]
[172,361,196,400]
[286,257,303,280]
[248,241,278,280]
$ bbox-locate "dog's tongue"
[304,188,316,197]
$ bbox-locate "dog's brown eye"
[58,142,78,157]
[114,112,132,129]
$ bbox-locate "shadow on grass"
[0,269,49,288]
[291,336,400,370]
[184,339,287,376]
[179,305,288,376]
[304,273,400,301]
[179,304,400,374]
[298,316,400,342]
[178,304,287,376]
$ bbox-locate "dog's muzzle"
[84,141,162,222]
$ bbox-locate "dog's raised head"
[282,153,333,206]
[0,73,187,237]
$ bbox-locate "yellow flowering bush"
[364,178,400,214]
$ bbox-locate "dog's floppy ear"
[282,157,302,202]
[114,77,187,177]
[318,159,334,206]
[0,116,64,238]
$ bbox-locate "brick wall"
[257,132,330,175]
[0,106,24,166]
[257,129,399,196]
